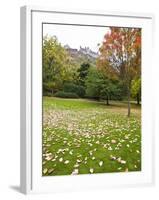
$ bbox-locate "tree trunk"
[127,88,131,117]
[51,89,54,96]
[137,93,140,105]
[106,95,109,105]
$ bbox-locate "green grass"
[42,97,141,176]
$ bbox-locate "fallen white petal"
[99,161,103,167]
[90,168,94,173]
[71,169,79,175]
[64,160,69,164]
[59,157,63,162]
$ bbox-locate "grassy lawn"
[42,97,141,176]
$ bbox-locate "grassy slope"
[42,97,141,176]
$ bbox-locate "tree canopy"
[97,27,141,116]
[43,36,75,94]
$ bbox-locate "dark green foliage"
[43,92,53,97]
[85,68,102,99]
[54,91,79,98]
[116,81,128,100]
[85,67,122,104]
[77,62,90,86]
[63,83,85,97]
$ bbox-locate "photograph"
[42,23,141,176]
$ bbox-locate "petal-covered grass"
[42,97,141,176]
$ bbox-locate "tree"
[85,67,102,100]
[63,83,85,97]
[43,35,75,95]
[97,27,141,116]
[85,67,121,105]
[131,78,141,105]
[77,62,90,87]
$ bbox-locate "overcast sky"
[43,24,110,52]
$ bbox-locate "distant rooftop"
[64,45,99,58]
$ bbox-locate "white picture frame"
[20,5,154,194]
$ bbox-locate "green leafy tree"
[77,63,90,86]
[63,83,85,97]
[131,78,141,104]
[43,35,74,95]
[85,67,102,100]
[86,67,121,105]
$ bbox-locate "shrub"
[43,92,53,97]
[54,91,79,98]
[63,83,85,97]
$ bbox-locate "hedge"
[54,91,79,98]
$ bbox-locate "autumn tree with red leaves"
[97,27,141,117]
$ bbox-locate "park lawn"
[42,97,141,176]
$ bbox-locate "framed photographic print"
[20,6,154,194]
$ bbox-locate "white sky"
[43,24,110,52]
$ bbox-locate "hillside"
[64,45,98,66]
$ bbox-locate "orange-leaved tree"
[97,27,141,117]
